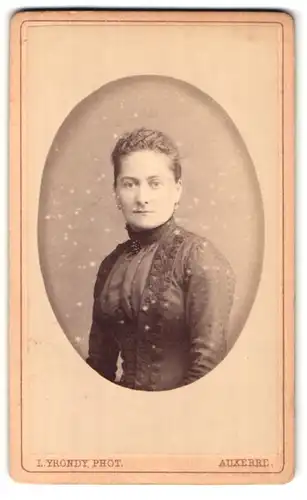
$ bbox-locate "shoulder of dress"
[175,227,235,279]
[92,241,129,299]
[171,225,209,250]
[96,241,129,276]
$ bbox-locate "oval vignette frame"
[37,74,265,385]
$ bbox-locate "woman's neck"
[126,216,176,246]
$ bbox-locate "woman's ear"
[113,189,122,210]
[175,179,183,203]
[115,196,122,210]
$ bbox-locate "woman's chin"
[126,216,166,231]
[128,222,159,231]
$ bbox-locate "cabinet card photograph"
[9,10,294,485]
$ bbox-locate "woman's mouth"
[133,210,154,214]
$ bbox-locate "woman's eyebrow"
[119,176,138,181]
[147,175,162,180]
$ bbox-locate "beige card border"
[9,10,295,485]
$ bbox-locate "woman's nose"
[135,185,150,204]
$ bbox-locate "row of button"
[117,319,158,351]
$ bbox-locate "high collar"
[126,216,176,248]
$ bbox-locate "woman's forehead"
[118,150,174,179]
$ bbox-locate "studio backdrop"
[38,75,264,362]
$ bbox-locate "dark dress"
[86,217,235,391]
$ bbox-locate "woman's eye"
[149,180,162,189]
[122,180,135,189]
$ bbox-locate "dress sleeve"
[183,239,236,384]
[86,259,120,382]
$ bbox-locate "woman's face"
[115,150,182,231]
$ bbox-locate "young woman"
[86,127,235,391]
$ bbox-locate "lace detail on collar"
[126,216,176,249]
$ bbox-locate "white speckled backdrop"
[38,75,264,359]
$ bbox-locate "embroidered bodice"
[87,218,236,391]
[100,218,175,320]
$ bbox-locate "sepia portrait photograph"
[38,77,261,392]
[9,10,294,485]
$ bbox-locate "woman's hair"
[111,127,182,185]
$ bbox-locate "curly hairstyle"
[111,127,182,185]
